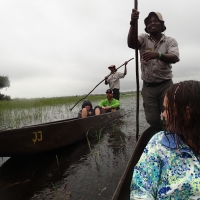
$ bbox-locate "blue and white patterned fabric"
[130,131,200,199]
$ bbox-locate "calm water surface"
[0,96,148,200]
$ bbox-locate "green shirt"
[98,98,120,109]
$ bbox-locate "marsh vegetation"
[0,92,136,130]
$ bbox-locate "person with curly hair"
[130,80,200,199]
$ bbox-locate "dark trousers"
[113,88,120,100]
[142,79,173,130]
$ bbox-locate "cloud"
[1,0,200,98]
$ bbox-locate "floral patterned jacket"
[130,131,200,200]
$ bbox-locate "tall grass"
[0,92,136,130]
[0,92,135,110]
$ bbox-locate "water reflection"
[0,97,149,200]
[0,141,91,200]
[107,120,126,155]
[0,157,10,167]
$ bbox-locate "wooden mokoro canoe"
[111,127,156,200]
[0,109,125,157]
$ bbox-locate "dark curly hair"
[164,80,200,154]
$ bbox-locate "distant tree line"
[0,75,11,100]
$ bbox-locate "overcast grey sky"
[1,0,200,98]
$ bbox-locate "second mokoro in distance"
[111,127,156,200]
[0,109,125,157]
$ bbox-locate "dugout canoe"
[111,127,156,200]
[0,109,125,157]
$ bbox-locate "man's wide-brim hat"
[108,65,116,69]
[144,12,166,33]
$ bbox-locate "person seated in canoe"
[95,89,120,115]
[130,80,200,199]
[78,99,94,118]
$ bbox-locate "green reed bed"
[0,92,136,130]
[0,94,113,110]
[0,92,135,110]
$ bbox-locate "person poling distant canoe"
[127,9,180,132]
[69,58,133,111]
[104,62,127,100]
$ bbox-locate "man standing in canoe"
[127,9,180,132]
[104,62,127,100]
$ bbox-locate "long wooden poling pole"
[134,0,140,141]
